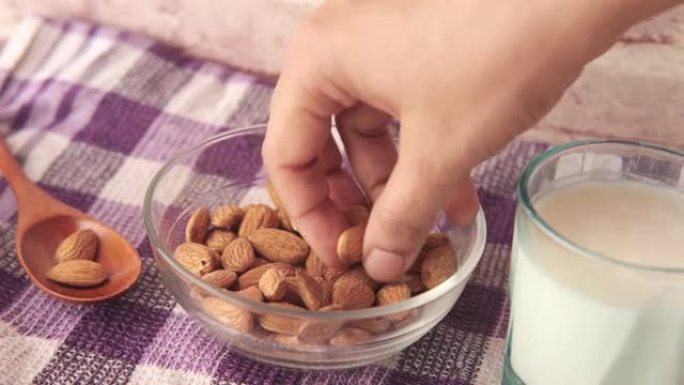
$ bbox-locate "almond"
[282,276,305,307]
[266,180,295,232]
[221,238,255,272]
[398,274,426,294]
[210,204,244,229]
[185,207,210,243]
[305,250,326,277]
[205,230,236,253]
[329,327,372,347]
[277,209,295,232]
[376,283,411,306]
[55,229,99,263]
[342,205,369,226]
[258,268,287,301]
[348,318,392,334]
[249,257,269,269]
[272,334,300,347]
[201,269,237,289]
[238,204,279,237]
[345,267,381,291]
[297,304,343,344]
[201,296,252,333]
[258,302,303,335]
[46,260,107,287]
[420,245,458,289]
[323,266,347,286]
[331,270,375,309]
[237,285,265,302]
[247,228,309,264]
[174,243,218,277]
[337,225,364,266]
[237,263,294,290]
[296,270,331,310]
[424,232,451,250]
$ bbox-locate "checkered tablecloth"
[0,16,548,385]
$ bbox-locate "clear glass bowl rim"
[143,124,487,320]
[518,139,684,274]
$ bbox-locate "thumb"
[362,156,453,282]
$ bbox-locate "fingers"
[336,103,396,202]
[263,33,353,268]
[319,136,368,208]
[444,175,480,226]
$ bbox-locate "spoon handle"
[0,134,34,196]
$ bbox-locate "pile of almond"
[174,182,458,347]
[46,229,108,287]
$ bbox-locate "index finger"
[262,65,350,268]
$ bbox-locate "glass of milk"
[503,140,684,385]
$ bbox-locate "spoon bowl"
[0,136,141,303]
[19,216,141,303]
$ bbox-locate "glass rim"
[143,124,488,321]
[518,139,684,274]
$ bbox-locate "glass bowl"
[143,124,487,369]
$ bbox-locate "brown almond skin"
[238,204,279,237]
[296,270,331,310]
[258,302,303,335]
[247,228,309,264]
[376,283,411,307]
[420,245,458,289]
[46,260,107,287]
[258,268,287,301]
[237,263,294,290]
[210,204,244,229]
[337,226,364,266]
[344,267,381,291]
[185,207,210,243]
[55,229,99,263]
[398,274,427,294]
[221,238,255,273]
[201,296,253,332]
[201,269,237,289]
[331,270,375,310]
[423,232,451,250]
[330,327,373,347]
[174,243,218,277]
[297,304,343,344]
[205,230,237,253]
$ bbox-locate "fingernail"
[364,248,405,282]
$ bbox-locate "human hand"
[263,0,680,281]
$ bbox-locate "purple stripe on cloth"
[63,301,169,362]
[38,183,99,213]
[33,345,136,385]
[74,93,160,154]
[478,189,517,245]
[0,270,28,313]
[442,284,507,335]
[1,286,86,339]
[194,133,264,179]
[139,313,225,372]
[384,371,471,385]
[212,351,306,385]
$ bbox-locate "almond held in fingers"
[46,260,107,287]
[247,228,309,264]
[238,204,279,237]
[201,269,237,289]
[421,245,458,289]
[205,230,236,253]
[237,263,294,290]
[221,238,255,273]
[211,204,244,229]
[296,270,331,310]
[55,229,99,263]
[174,243,218,277]
[258,268,287,301]
[332,270,375,310]
[185,207,211,243]
[376,283,411,306]
[337,225,364,266]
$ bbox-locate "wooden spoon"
[0,137,141,303]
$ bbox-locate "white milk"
[509,180,684,385]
